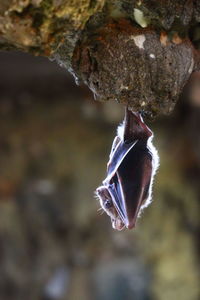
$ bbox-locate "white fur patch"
[141,134,160,210]
[117,121,125,140]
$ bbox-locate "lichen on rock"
[0,0,105,55]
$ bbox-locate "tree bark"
[1,0,200,116]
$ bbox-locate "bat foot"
[126,221,136,230]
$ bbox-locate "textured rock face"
[1,1,200,116]
[72,19,196,116]
[0,0,105,55]
[0,2,200,299]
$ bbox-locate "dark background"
[0,51,199,300]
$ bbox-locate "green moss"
[29,0,53,29]
[40,0,53,12]
[11,0,53,30]
[168,18,188,39]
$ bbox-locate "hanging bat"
[95,108,159,230]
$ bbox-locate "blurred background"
[0,51,199,300]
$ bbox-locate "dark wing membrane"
[124,108,152,142]
[106,109,152,183]
[108,140,153,229]
[107,180,127,222]
[104,139,138,184]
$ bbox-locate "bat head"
[96,186,125,230]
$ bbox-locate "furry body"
[96,109,159,230]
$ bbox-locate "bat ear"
[124,108,152,142]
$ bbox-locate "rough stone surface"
[0,0,105,55]
[1,0,200,116]
[121,0,200,30]
[73,19,197,116]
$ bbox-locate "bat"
[95,108,159,230]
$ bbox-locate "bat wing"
[106,108,152,179]
[106,141,153,229]
[104,139,138,184]
[124,108,152,142]
[97,108,157,230]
